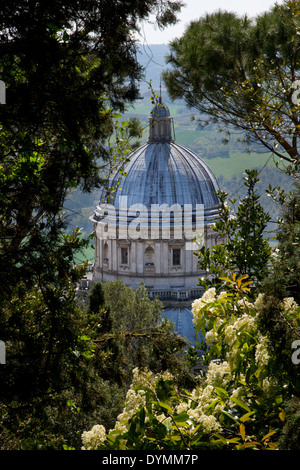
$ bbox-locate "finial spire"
[148,88,173,142]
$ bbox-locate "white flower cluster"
[112,368,175,435]
[254,293,264,311]
[282,297,298,315]
[193,412,222,434]
[81,424,106,450]
[206,360,231,387]
[205,329,218,346]
[113,388,147,435]
[81,368,167,449]
[81,363,232,448]
[192,289,300,399]
[237,297,256,311]
[192,287,263,369]
[225,313,257,368]
[191,287,217,323]
[254,293,299,316]
[175,360,232,434]
[255,334,270,368]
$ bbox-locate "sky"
[136,0,283,45]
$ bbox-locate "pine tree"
[163,2,300,170]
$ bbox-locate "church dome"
[101,100,220,225]
[106,140,219,221]
[90,98,224,293]
[90,99,222,344]
[90,99,223,347]
[162,307,204,347]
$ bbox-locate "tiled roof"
[102,140,219,218]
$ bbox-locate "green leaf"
[240,411,255,422]
[219,276,234,284]
[206,398,220,413]
[241,280,254,288]
[139,407,146,428]
[275,396,283,405]
[230,397,251,412]
[173,412,190,423]
[213,433,241,444]
[155,401,172,414]
[222,410,239,423]
[212,433,228,444]
[238,441,261,449]
[215,387,229,399]
[261,430,277,441]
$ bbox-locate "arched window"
[145,245,154,265]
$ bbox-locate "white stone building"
[89,99,223,343]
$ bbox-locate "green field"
[204,151,274,179]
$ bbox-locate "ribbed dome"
[102,140,219,224]
[96,100,220,228]
[110,141,218,206]
[90,101,222,339]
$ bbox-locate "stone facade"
[92,223,222,304]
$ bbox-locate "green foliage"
[88,281,106,316]
[264,182,300,303]
[101,281,162,332]
[278,397,300,450]
[86,281,190,387]
[163,2,300,169]
[0,278,189,450]
[190,131,230,158]
[82,276,300,450]
[197,169,272,293]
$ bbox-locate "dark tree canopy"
[0,0,183,297]
[163,1,300,169]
